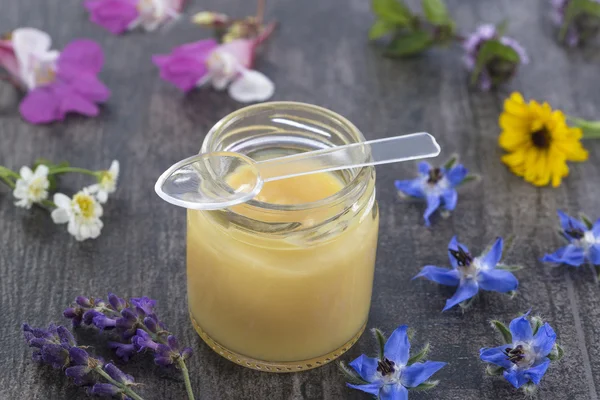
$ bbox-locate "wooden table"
[2,0,600,399]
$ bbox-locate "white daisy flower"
[51,188,104,241]
[88,160,119,203]
[13,165,50,209]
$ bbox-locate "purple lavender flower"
[414,236,520,311]
[23,323,142,399]
[463,24,528,90]
[64,293,195,398]
[552,0,600,46]
[64,293,193,366]
[394,157,471,226]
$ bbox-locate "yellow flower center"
[100,171,113,187]
[531,127,551,149]
[28,177,47,200]
[73,194,96,219]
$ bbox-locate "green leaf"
[422,0,451,25]
[580,0,600,17]
[385,30,432,57]
[443,154,459,169]
[456,174,480,187]
[372,328,387,359]
[531,316,544,335]
[486,365,505,376]
[372,0,412,24]
[470,39,519,85]
[407,343,430,366]
[522,383,538,396]
[548,343,565,361]
[369,19,397,40]
[496,19,509,37]
[338,361,370,385]
[580,213,594,230]
[560,0,584,41]
[496,264,524,272]
[490,320,513,343]
[411,380,439,391]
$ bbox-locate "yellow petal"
[503,92,529,117]
[500,113,530,131]
[499,131,531,151]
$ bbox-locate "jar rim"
[201,101,372,212]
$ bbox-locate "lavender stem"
[93,366,145,400]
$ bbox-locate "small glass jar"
[187,102,379,372]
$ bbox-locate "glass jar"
[187,102,379,372]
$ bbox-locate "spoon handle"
[256,132,441,182]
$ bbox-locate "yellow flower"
[499,92,588,187]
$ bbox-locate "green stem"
[177,357,195,400]
[48,166,99,177]
[0,166,20,180]
[0,175,15,189]
[137,324,195,400]
[94,366,145,400]
[568,116,600,139]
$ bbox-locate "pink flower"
[0,28,110,124]
[152,38,274,103]
[84,0,184,35]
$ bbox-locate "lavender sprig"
[64,294,195,400]
[23,323,144,400]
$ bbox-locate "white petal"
[80,224,91,240]
[51,208,70,224]
[53,193,72,209]
[12,28,53,89]
[67,220,79,237]
[96,191,108,204]
[34,164,49,177]
[15,199,32,209]
[228,70,275,103]
[110,160,120,176]
[19,166,33,180]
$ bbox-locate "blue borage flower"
[414,236,521,311]
[480,312,564,394]
[340,325,446,399]
[394,155,477,226]
[541,210,600,268]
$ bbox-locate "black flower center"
[427,168,444,185]
[531,128,551,149]
[377,358,395,376]
[565,222,585,240]
[503,345,526,364]
[449,245,473,267]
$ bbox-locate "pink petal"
[218,39,254,69]
[59,91,99,118]
[0,40,19,79]
[19,86,61,124]
[170,0,186,13]
[58,39,104,75]
[172,39,218,57]
[84,0,140,35]
[152,40,218,92]
[69,74,111,102]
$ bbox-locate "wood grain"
[1,0,600,399]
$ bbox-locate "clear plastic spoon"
[155,132,440,210]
